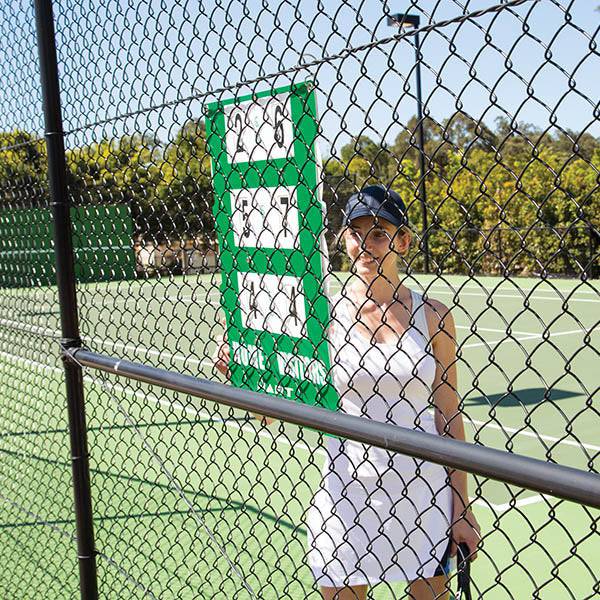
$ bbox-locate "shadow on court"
[0,507,214,530]
[464,387,577,407]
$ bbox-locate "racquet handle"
[456,543,472,600]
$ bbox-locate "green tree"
[66,133,163,246]
[549,129,599,161]
[66,133,159,208]
[0,130,48,207]
[153,119,214,243]
[338,134,392,186]
[390,115,442,168]
[5,110,596,278]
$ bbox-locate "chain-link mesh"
[0,0,81,597]
[0,0,599,598]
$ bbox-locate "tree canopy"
[1,109,597,276]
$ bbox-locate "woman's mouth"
[358,255,377,265]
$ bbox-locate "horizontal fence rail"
[69,348,600,510]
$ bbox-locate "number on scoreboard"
[230,186,299,249]
[237,272,306,338]
[225,95,293,164]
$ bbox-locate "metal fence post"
[33,1,99,599]
[387,13,430,273]
[413,28,431,274]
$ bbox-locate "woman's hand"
[252,413,276,426]
[212,336,276,426]
[451,507,481,560]
[213,336,230,377]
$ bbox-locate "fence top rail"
[69,347,600,510]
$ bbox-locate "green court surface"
[0,273,597,598]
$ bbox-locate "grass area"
[0,273,597,598]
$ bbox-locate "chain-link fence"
[0,0,598,598]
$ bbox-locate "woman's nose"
[361,238,374,254]
[360,233,375,251]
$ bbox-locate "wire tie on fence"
[60,337,82,349]
[71,453,90,462]
[61,342,83,364]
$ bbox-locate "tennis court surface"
[0,273,597,598]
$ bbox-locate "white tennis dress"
[307,289,453,587]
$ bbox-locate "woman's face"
[343,215,411,280]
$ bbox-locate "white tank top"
[326,288,440,481]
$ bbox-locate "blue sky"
[2,0,599,155]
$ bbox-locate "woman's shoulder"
[415,292,455,340]
[412,290,450,313]
[421,294,452,318]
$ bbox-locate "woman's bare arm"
[427,299,481,559]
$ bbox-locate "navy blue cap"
[344,185,408,228]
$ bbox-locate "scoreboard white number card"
[225,95,294,164]
[237,272,305,338]
[230,186,299,249]
[206,82,338,411]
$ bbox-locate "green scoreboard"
[206,82,338,411]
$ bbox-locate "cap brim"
[344,205,406,227]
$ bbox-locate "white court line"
[37,288,594,318]
[100,298,593,350]
[0,318,215,370]
[471,494,545,512]
[80,285,599,312]
[423,283,600,296]
[204,289,599,305]
[202,285,599,300]
[468,418,600,453]
[0,317,59,338]
[462,327,595,350]
[430,289,598,303]
[93,293,216,308]
[75,274,599,296]
[164,283,600,298]
[85,337,212,369]
[455,325,536,335]
[26,279,600,311]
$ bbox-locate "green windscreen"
[0,203,135,288]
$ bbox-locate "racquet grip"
[457,542,472,600]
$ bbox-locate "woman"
[215,184,480,599]
[306,185,480,599]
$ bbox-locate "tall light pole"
[388,13,430,273]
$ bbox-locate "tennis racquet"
[456,543,472,600]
